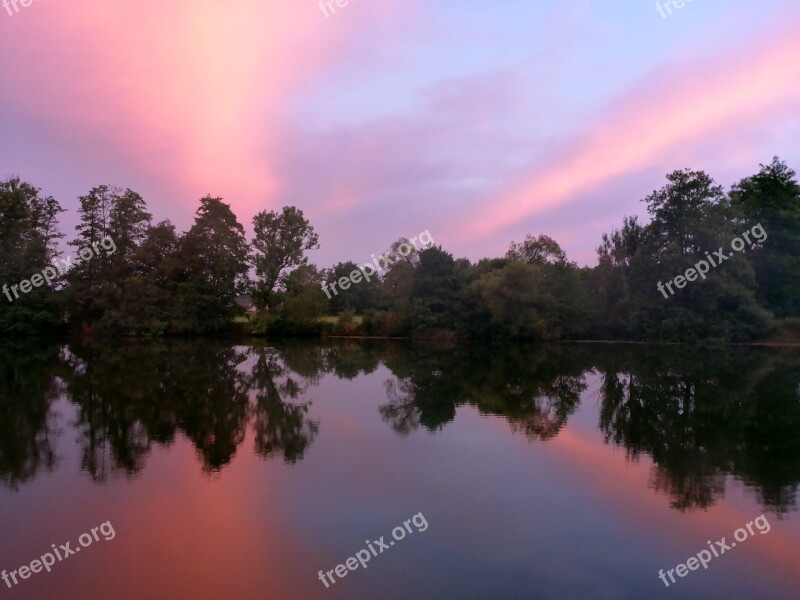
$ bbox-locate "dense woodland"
[1,157,799,342]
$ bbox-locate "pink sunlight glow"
[547,426,800,588]
[455,21,800,243]
[0,0,401,221]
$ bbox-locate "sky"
[1,0,799,266]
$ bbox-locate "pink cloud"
[0,0,404,224]
[453,19,800,242]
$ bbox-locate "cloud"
[452,19,800,242]
[0,0,390,222]
[1,0,797,268]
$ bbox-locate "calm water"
[0,340,799,599]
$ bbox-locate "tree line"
[1,157,798,341]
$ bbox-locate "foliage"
[178,196,250,333]
[2,158,799,340]
[0,178,64,335]
[507,234,567,265]
[251,206,319,308]
[730,157,800,317]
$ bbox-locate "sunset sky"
[1,0,798,266]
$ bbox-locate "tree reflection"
[471,346,586,441]
[0,342,62,490]
[3,338,799,517]
[733,363,800,511]
[379,343,467,433]
[379,344,586,440]
[381,378,422,435]
[597,346,800,513]
[61,340,321,479]
[164,344,251,473]
[377,342,800,514]
[64,343,166,481]
[248,345,319,464]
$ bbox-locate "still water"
[0,340,798,599]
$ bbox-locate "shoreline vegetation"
[2,157,799,344]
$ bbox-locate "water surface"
[1,340,798,599]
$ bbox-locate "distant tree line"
[1,157,799,341]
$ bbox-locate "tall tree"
[179,196,250,332]
[0,178,64,334]
[113,220,182,334]
[108,188,152,273]
[593,216,645,337]
[72,185,115,253]
[410,246,464,332]
[628,170,771,341]
[251,207,319,308]
[643,169,728,257]
[730,157,800,318]
[66,186,118,324]
[67,186,151,330]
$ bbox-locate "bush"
[362,310,409,337]
[330,310,358,335]
[249,312,279,336]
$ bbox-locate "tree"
[625,170,771,341]
[251,207,319,308]
[71,185,115,258]
[643,169,728,257]
[468,259,589,340]
[730,157,800,318]
[410,246,463,332]
[389,237,422,266]
[115,220,183,334]
[507,234,567,265]
[108,188,152,273]
[593,216,645,337]
[0,177,64,334]
[277,264,327,335]
[323,261,380,314]
[66,186,119,324]
[66,186,151,330]
[179,196,250,332]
